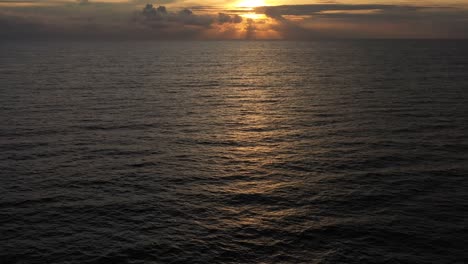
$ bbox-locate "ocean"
[1,40,467,263]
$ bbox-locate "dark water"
[1,40,467,263]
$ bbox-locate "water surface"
[1,40,467,263]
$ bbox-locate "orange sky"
[0,0,467,39]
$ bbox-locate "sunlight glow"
[241,13,267,20]
[237,0,266,8]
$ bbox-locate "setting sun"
[241,13,267,20]
[237,0,266,8]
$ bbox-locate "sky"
[1,0,467,39]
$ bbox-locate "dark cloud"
[255,4,423,16]
[137,5,246,29]
[244,18,256,40]
[0,1,250,40]
[77,0,90,5]
[109,5,202,39]
[179,8,193,16]
[0,13,47,39]
[255,4,468,39]
[142,4,167,19]
[217,13,242,24]
[131,0,177,4]
[256,4,468,23]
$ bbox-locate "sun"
[241,13,266,20]
[237,0,266,8]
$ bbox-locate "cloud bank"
[255,4,468,39]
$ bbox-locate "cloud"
[217,13,242,24]
[255,4,468,39]
[254,4,444,23]
[255,4,419,16]
[244,18,255,39]
[131,0,177,4]
[0,2,250,40]
[0,2,467,40]
[77,0,90,5]
[137,4,213,29]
